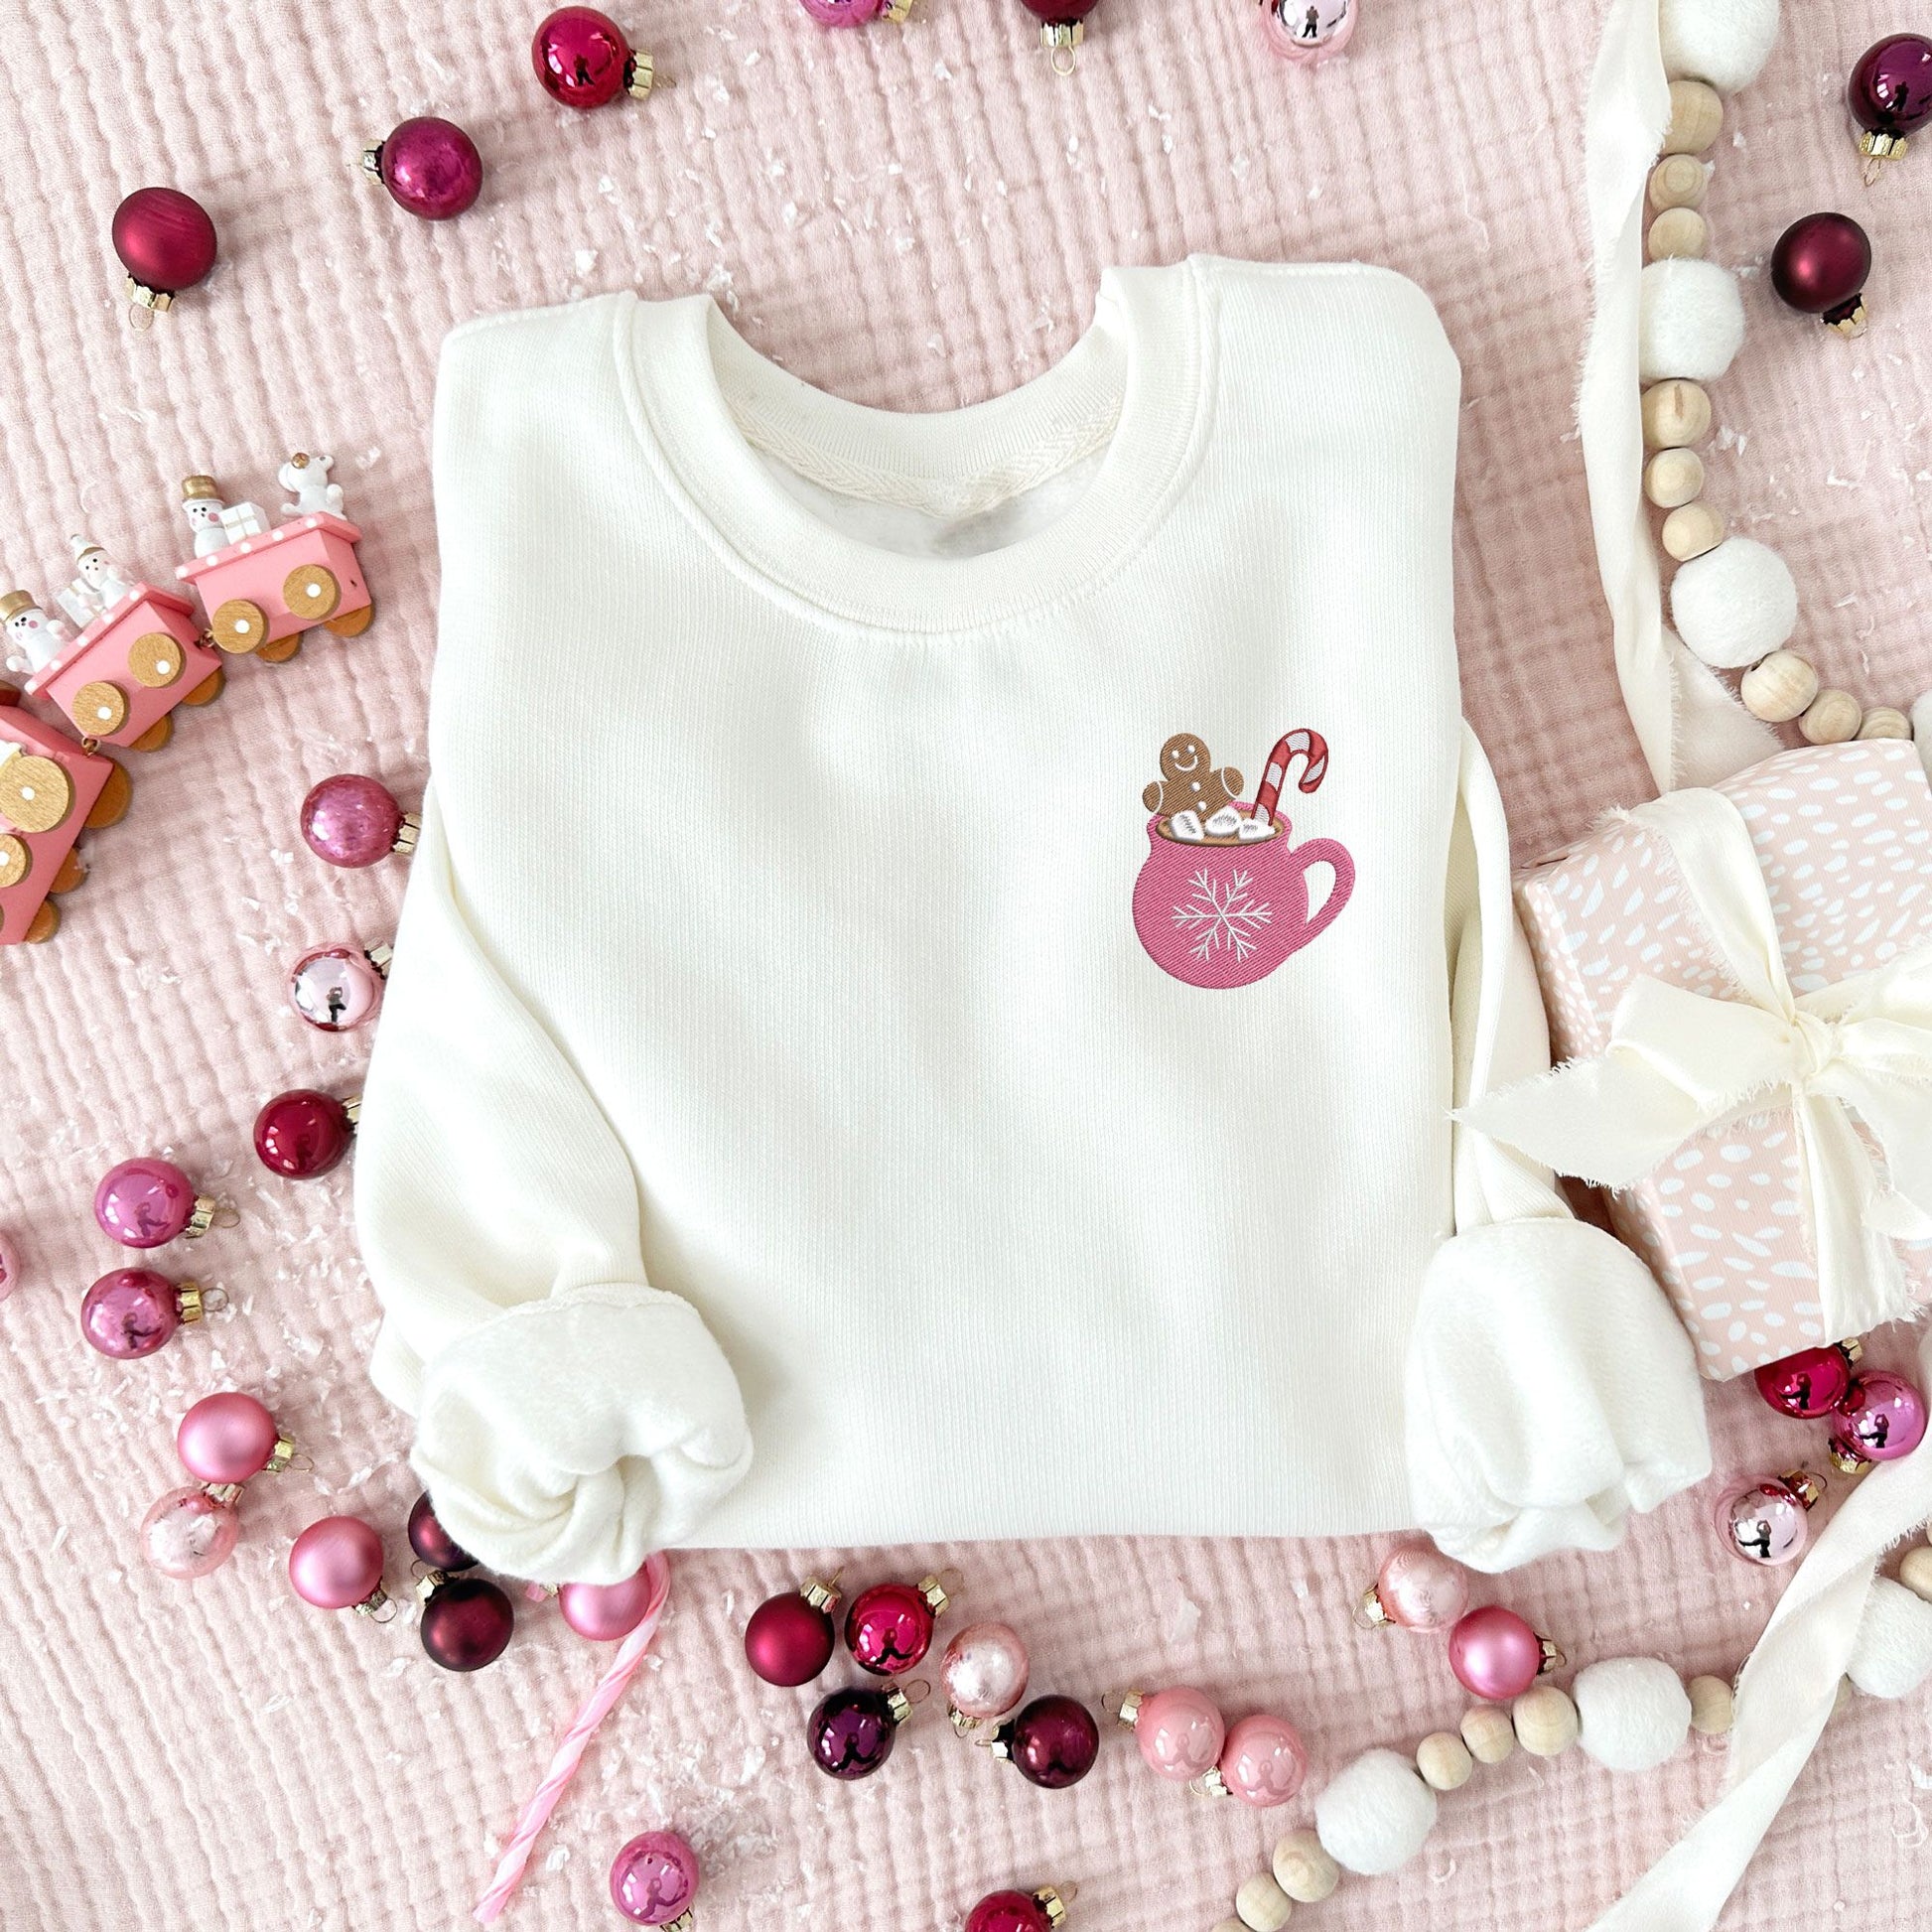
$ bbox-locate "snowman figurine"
[278,451,345,518]
[55,534,137,627]
[0,590,71,677]
[181,474,266,555]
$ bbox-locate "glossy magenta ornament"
[141,1484,240,1580]
[610,1829,700,1928]
[363,118,483,221]
[80,1267,202,1359]
[1448,1605,1558,1702]
[1770,213,1872,333]
[532,7,657,108]
[111,186,217,314]
[807,1683,913,1779]
[177,1392,289,1485]
[94,1156,217,1248]
[406,1490,476,1574]
[1849,33,1932,173]
[1117,1685,1224,1782]
[1753,1340,1861,1419]
[560,1555,665,1640]
[253,1089,357,1179]
[1260,0,1356,64]
[797,0,909,24]
[289,942,389,1032]
[1830,1372,1929,1474]
[1715,1470,1822,1565]
[1021,0,1100,69]
[421,1575,515,1670]
[992,1695,1100,1790]
[845,1575,949,1675]
[0,1229,20,1302]
[941,1620,1031,1728]
[289,1515,387,1612]
[745,1577,841,1686]
[1359,1542,1470,1631]
[966,1889,1073,1932]
[300,774,417,868]
[1207,1712,1308,1807]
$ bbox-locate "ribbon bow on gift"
[1467,784,1932,1343]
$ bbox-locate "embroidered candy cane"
[1251,730,1329,826]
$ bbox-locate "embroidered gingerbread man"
[1142,732,1243,825]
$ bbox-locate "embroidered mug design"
[1132,729,1355,990]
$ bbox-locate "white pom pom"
[1640,259,1746,382]
[1659,0,1780,94]
[1671,538,1798,668]
[1313,1748,1439,1876]
[1574,1657,1693,1772]
[1849,1576,1932,1700]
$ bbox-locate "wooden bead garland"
[1233,1872,1294,1931]
[1271,1833,1337,1904]
[1511,1683,1581,1757]
[1415,1729,1473,1791]
[1688,1675,1734,1735]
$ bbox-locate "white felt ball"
[1671,538,1798,668]
[1849,1577,1932,1701]
[1659,0,1780,95]
[1639,259,1746,383]
[1312,1747,1439,1876]
[1574,1657,1693,1772]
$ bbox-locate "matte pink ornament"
[300,773,416,867]
[560,1561,661,1641]
[1361,1543,1469,1631]
[1448,1605,1554,1702]
[1715,1471,1821,1565]
[288,942,388,1032]
[1753,1342,1859,1419]
[1261,0,1356,64]
[289,1515,386,1611]
[610,1828,700,1928]
[1122,1685,1224,1782]
[941,1620,1031,1725]
[79,1267,199,1359]
[0,1230,21,1303]
[94,1156,215,1248]
[177,1392,286,1486]
[362,118,483,221]
[1830,1372,1929,1473]
[140,1484,239,1580]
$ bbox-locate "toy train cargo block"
[176,513,371,662]
[22,584,222,755]
[0,703,125,946]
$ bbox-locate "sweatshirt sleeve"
[1403,726,1709,1572]
[354,791,752,1587]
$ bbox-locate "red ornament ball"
[406,1490,477,1573]
[1753,1343,1857,1419]
[745,1583,838,1686]
[363,118,483,221]
[1020,0,1100,18]
[967,1892,1057,1932]
[1000,1695,1100,1789]
[420,1575,515,1671]
[111,187,217,309]
[532,7,651,109]
[1770,212,1872,328]
[844,1580,938,1675]
[253,1088,356,1179]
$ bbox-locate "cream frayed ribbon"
[1466,785,1932,1347]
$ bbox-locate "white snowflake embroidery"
[1172,868,1274,962]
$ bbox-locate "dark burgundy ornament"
[1849,34,1932,175]
[990,1695,1101,1789]
[407,1490,477,1574]
[362,118,483,221]
[111,187,217,317]
[1770,212,1873,334]
[806,1684,912,1779]
[745,1576,840,1686]
[532,7,658,109]
[844,1575,949,1676]
[253,1089,357,1179]
[1753,1339,1862,1419]
[419,1574,515,1671]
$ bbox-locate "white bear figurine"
[279,451,345,518]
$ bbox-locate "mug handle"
[1285,837,1355,944]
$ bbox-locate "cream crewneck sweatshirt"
[355,257,1711,1586]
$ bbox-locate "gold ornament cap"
[125,275,172,313]
[0,591,38,625]
[1034,1888,1073,1929]
[799,1573,842,1612]
[176,1282,205,1324]
[625,50,655,98]
[181,475,220,502]
[1785,1468,1829,1507]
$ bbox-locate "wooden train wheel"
[258,634,302,664]
[71,681,129,737]
[210,598,268,652]
[324,597,373,637]
[0,834,26,889]
[283,563,341,622]
[128,714,174,754]
[0,753,72,833]
[182,667,224,707]
[24,899,60,942]
[84,759,132,828]
[49,849,85,895]
[128,631,186,687]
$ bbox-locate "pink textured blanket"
[1,1,1927,1927]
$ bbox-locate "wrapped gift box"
[1517,739,1932,1379]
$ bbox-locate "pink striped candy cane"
[1251,729,1329,827]
[474,1554,673,1923]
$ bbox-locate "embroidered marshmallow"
[1168,809,1206,842]
[1204,805,1244,838]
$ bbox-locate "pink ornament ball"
[1131,1685,1225,1782]
[1216,1712,1308,1807]
[1448,1605,1548,1702]
[365,118,483,221]
[1262,0,1357,64]
[253,1089,355,1180]
[745,1584,838,1686]
[1831,1372,1928,1469]
[141,1484,240,1580]
[94,1157,201,1248]
[1370,1543,1470,1631]
[1715,1475,1815,1566]
[177,1392,281,1485]
[1753,1344,1856,1419]
[0,1230,23,1303]
[288,944,386,1033]
[300,774,408,868]
[560,1554,667,1641]
[798,0,886,23]
[289,1515,385,1610]
[79,1267,184,1359]
[610,1829,700,1927]
[940,1620,1031,1724]
[111,186,217,305]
